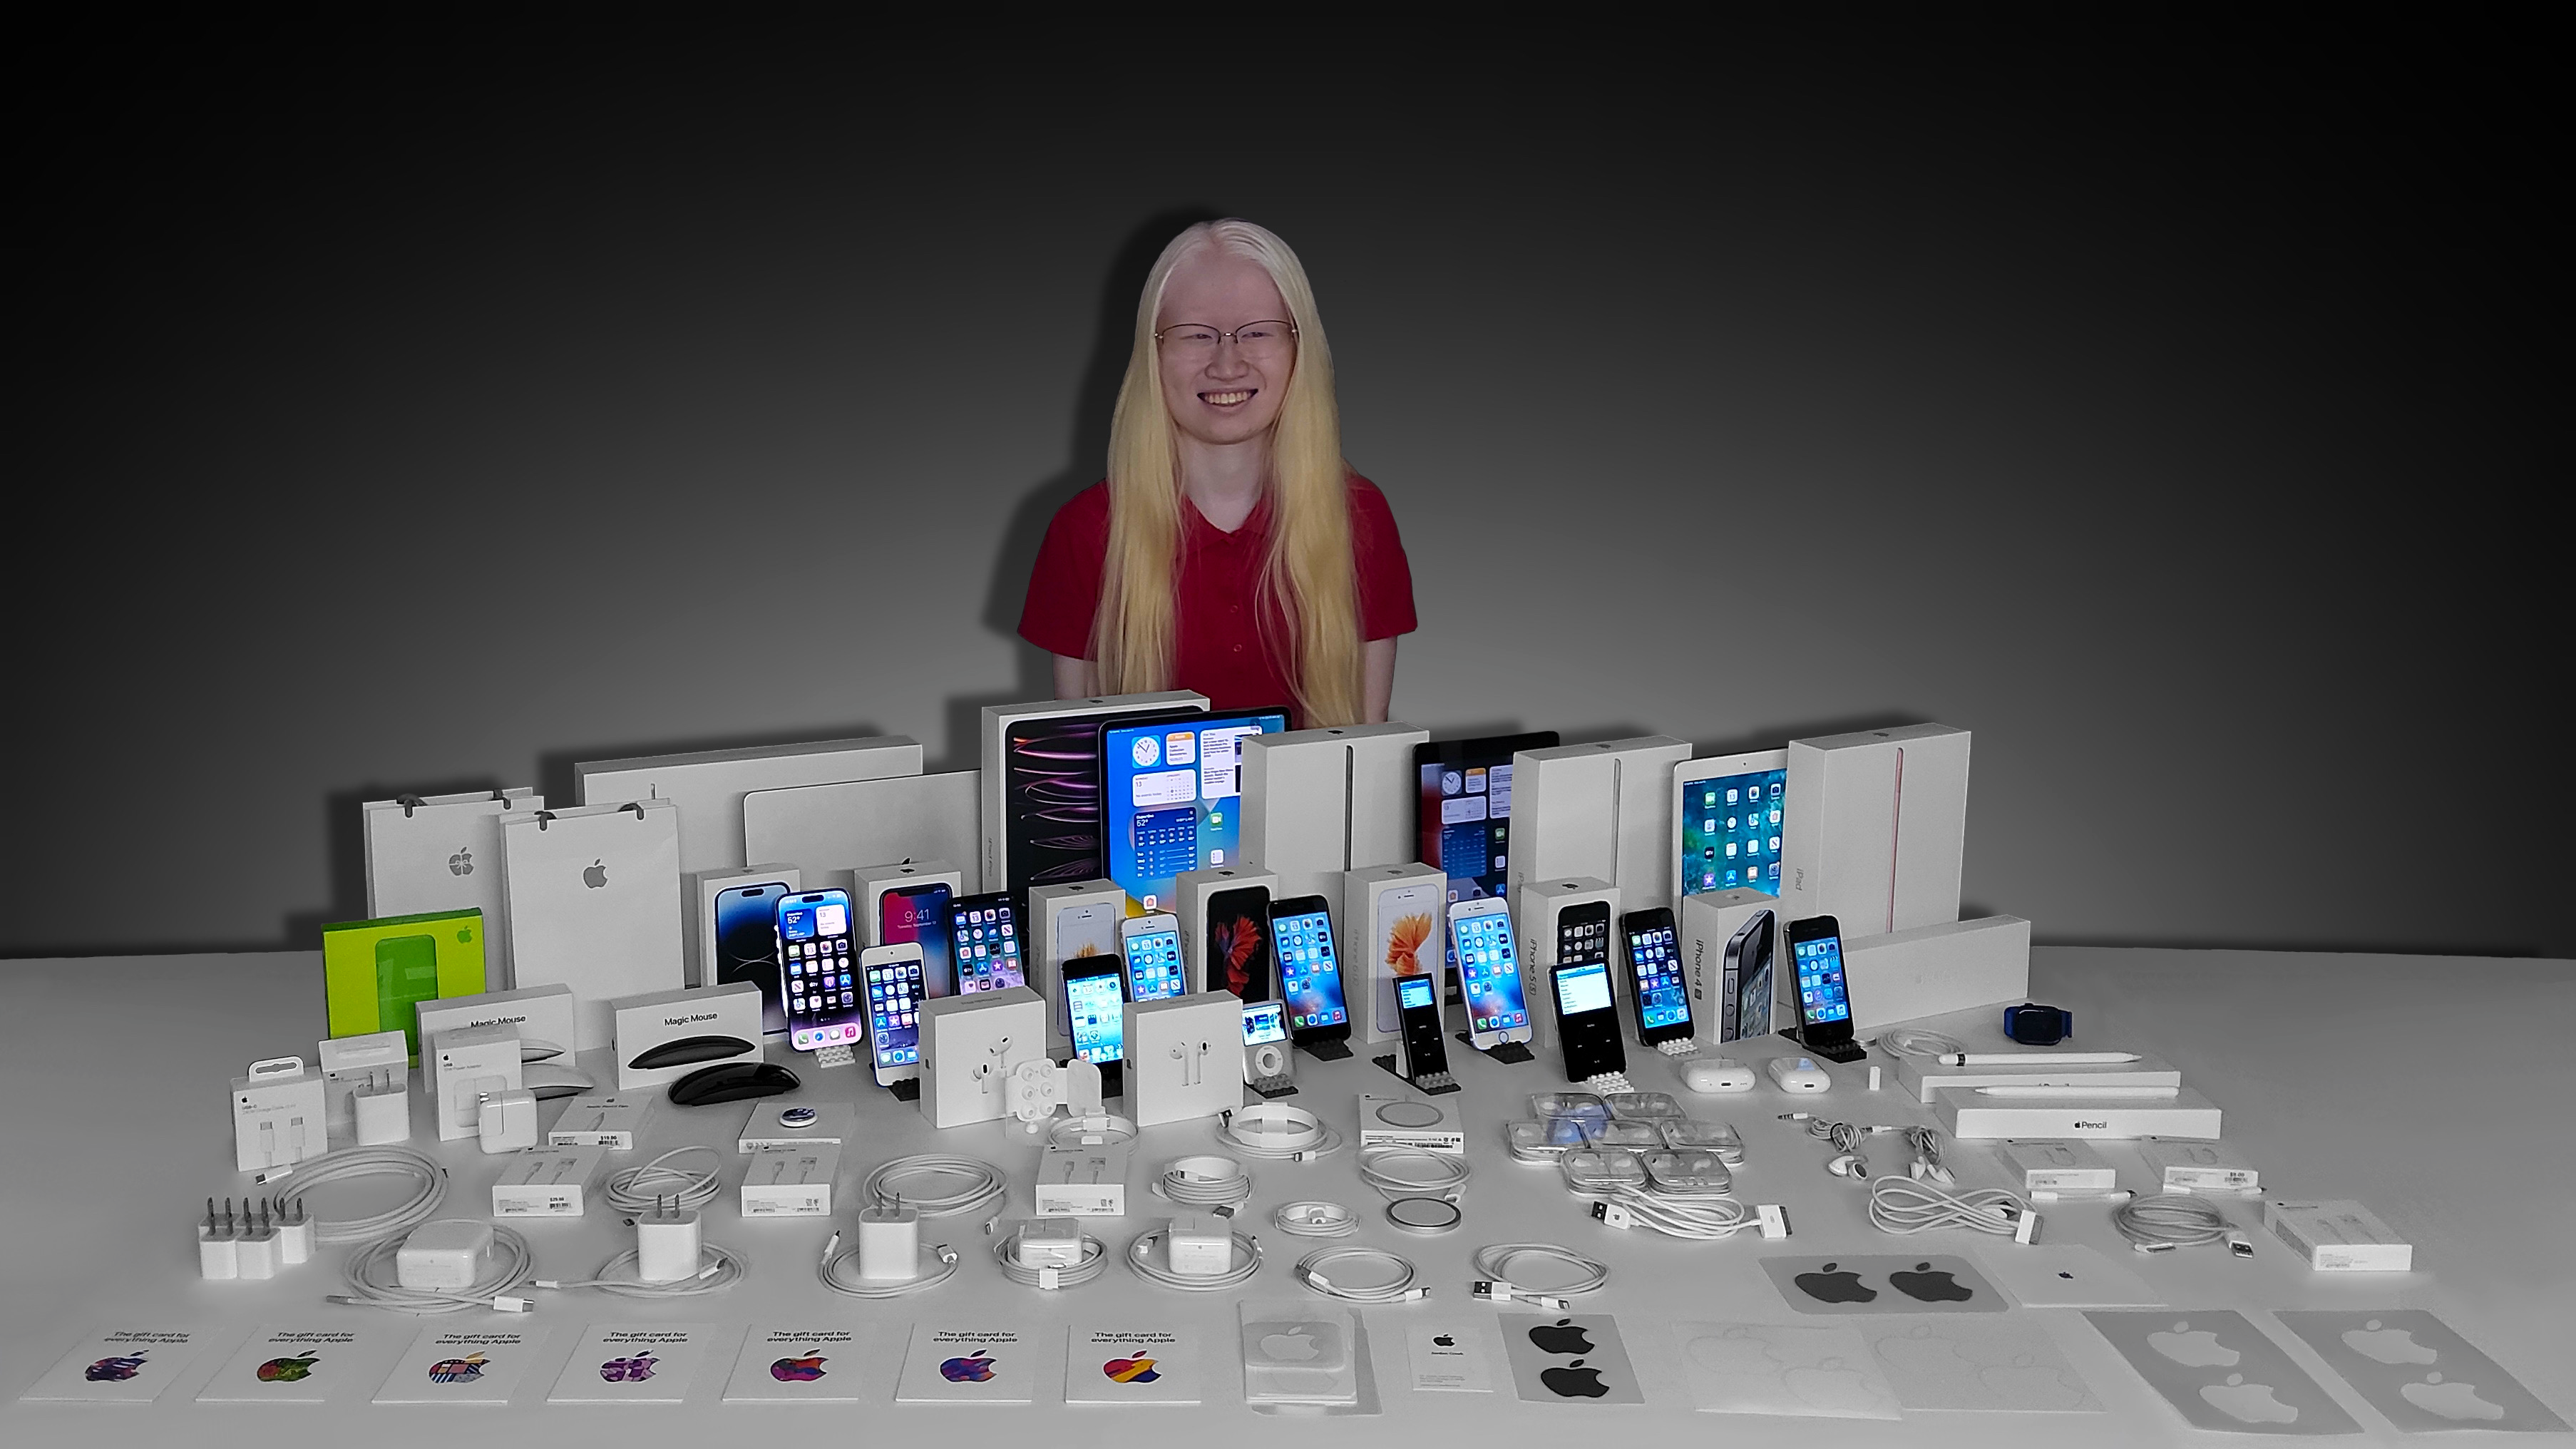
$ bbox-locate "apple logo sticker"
[1783,1356,1878,1411]
[1526,1319,1594,1356]
[2341,1319,2438,1366]
[2400,1371,2505,1422]
[1889,1261,1974,1303]
[2147,1319,2240,1368]
[1541,1358,1609,1399]
[2201,1372,2299,1425]
[448,849,473,877]
[583,859,609,889]
[1794,1262,1877,1304]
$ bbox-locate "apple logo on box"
[2200,1373,2299,1425]
[1526,1319,1594,1356]
[1540,1358,1608,1399]
[448,849,473,877]
[1889,1261,1974,1303]
[583,859,609,889]
[1793,1262,1877,1304]
[1432,1334,1455,1348]
[2147,1320,2239,1369]
[2401,1371,2505,1423]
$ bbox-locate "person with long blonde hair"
[1019,219,1415,727]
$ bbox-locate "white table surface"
[4,945,2570,1445]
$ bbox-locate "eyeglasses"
[1155,319,1298,359]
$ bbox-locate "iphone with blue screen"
[1062,954,1128,1097]
[1267,895,1350,1056]
[1787,914,1859,1060]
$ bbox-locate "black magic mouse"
[667,1060,800,1107]
[629,1034,757,1072]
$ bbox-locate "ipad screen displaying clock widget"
[779,891,861,1052]
[1451,908,1528,1034]
[1792,932,1851,1028]
[946,895,1022,993]
[866,951,926,1068]
[1272,906,1346,1032]
[1100,707,1290,909]
[1680,767,1785,896]
[880,884,955,996]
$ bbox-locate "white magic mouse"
[1767,1055,1832,1093]
[1683,1058,1755,1093]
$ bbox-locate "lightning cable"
[990,1224,1108,1289]
[1876,1028,1965,1059]
[1589,1189,1785,1241]
[1295,1245,1427,1304]
[1151,1155,1253,1213]
[816,1234,962,1299]
[865,1155,1010,1225]
[1046,1112,1139,1150]
[254,1145,447,1245]
[332,1224,535,1314]
[1358,1146,1473,1200]
[1272,1201,1360,1238]
[535,1242,747,1298]
[1869,1175,2040,1242]
[601,1147,724,1216]
[1468,1242,1609,1309]
[2113,1193,2252,1257]
[1216,1104,1345,1162]
[1124,1227,1263,1291]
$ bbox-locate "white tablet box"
[499,800,684,1051]
[1514,876,1621,1058]
[1820,915,2031,1035]
[850,861,965,948]
[1173,866,1278,996]
[1344,862,1446,1047]
[575,735,922,877]
[609,982,764,1090]
[1027,879,1127,1055]
[1779,724,1971,940]
[1935,1085,2221,1141]
[1505,737,1690,916]
[979,692,1208,901]
[742,772,982,891]
[1241,724,1432,901]
[415,985,579,1067]
[364,788,543,987]
[1680,889,1785,1045]
[1895,1050,2181,1105]
[918,986,1047,1129]
[688,864,801,992]
[1343,723,1432,869]
[1125,991,1245,1127]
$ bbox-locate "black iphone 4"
[1267,895,1352,1060]
[1618,907,1694,1050]
[1785,914,1864,1063]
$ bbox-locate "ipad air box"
[1780,724,1971,939]
[362,788,541,986]
[501,800,684,1051]
[322,908,490,1062]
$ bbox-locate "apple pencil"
[1939,1052,2140,1066]
[1975,1085,2179,1098]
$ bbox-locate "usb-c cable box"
[1036,1145,1132,1217]
[232,1058,329,1172]
[1936,1085,2220,1141]
[550,1093,647,1150]
[2138,1137,2259,1193]
[740,1144,841,1218]
[1780,724,1971,939]
[1998,1138,2119,1192]
[491,1145,605,1217]
[2264,1199,2411,1271]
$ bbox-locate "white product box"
[316,1030,409,1139]
[1344,723,1433,869]
[1173,866,1278,996]
[1126,992,1246,1127]
[549,1094,648,1150]
[415,985,579,1066]
[1680,889,1784,1045]
[1344,862,1447,1046]
[1894,1050,2181,1105]
[737,1100,855,1151]
[687,864,802,993]
[980,692,1208,902]
[610,982,764,1090]
[1241,724,1432,901]
[500,799,684,1051]
[742,772,981,891]
[851,861,965,948]
[1780,724,1971,939]
[1825,915,2031,1035]
[363,788,543,987]
[1507,743,1619,899]
[232,1058,329,1172]
[1997,1139,2120,1192]
[1027,879,1127,1055]
[918,986,1047,1129]
[1035,1145,1131,1217]
[429,1024,525,1142]
[491,1146,605,1217]
[1356,1092,1466,1152]
[1513,876,1620,1058]
[2264,1199,2411,1271]
[1935,1085,2221,1141]
[576,735,922,879]
[1608,738,1694,915]
[2138,1137,2260,1193]
[740,1144,841,1218]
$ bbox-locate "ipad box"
[414,985,578,1068]
[362,788,541,987]
[851,860,965,948]
[1173,866,1278,998]
[1027,879,1127,1055]
[1345,861,1447,1047]
[1345,723,1432,869]
[1822,914,2031,1034]
[500,799,684,1051]
[1514,876,1620,1058]
[980,692,1208,904]
[1506,737,1690,915]
[322,908,490,1063]
[575,736,921,879]
[1241,724,1432,900]
[1126,991,1246,1127]
[1680,889,1782,1045]
[610,982,764,1090]
[918,986,1047,1129]
[689,864,801,993]
[1780,723,1971,940]
[743,772,980,891]
[1604,737,1693,913]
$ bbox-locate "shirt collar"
[1183,489,1271,545]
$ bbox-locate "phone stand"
[1457,1032,1534,1065]
[1299,1039,1353,1062]
[1370,1055,1462,1095]
[886,1079,921,1101]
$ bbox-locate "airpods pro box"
[415,985,578,1069]
[1680,889,1782,1045]
[1125,990,1246,1127]
[1780,724,1971,940]
[1513,876,1620,1058]
[851,860,965,948]
[1028,879,1127,1055]
[917,986,1046,1130]
[609,982,764,1090]
[1345,862,1447,1048]
[1174,866,1278,997]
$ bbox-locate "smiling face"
[1157,247,1295,449]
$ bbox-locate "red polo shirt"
[1017,475,1417,720]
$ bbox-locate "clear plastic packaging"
[1587,1120,1663,1150]
[1606,1091,1686,1122]
[1644,1150,1734,1194]
[1506,1118,1592,1161]
[1528,1092,1606,1123]
[1559,1149,1649,1192]
[1658,1120,1747,1163]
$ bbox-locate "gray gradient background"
[9,14,2562,958]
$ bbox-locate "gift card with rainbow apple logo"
[897,1326,1052,1404]
[2085,1311,2356,1434]
[546,1323,718,1405]
[1066,1325,1200,1405]
[372,1326,546,1405]
[1672,1322,1900,1419]
[1863,1318,2103,1413]
[722,1327,864,1403]
[18,1327,212,1403]
[1760,1254,2007,1314]
[2275,1311,2566,1434]
[1500,1314,1646,1406]
[197,1323,390,1403]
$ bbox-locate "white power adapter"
[1165,1212,1233,1276]
[396,1220,495,1291]
[477,1090,539,1154]
[856,1204,921,1281]
[635,1198,702,1284]
[1015,1216,1088,1270]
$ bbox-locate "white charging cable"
[2114,1193,2252,1257]
[816,1236,962,1298]
[1358,1146,1473,1200]
[260,1145,448,1245]
[1216,1103,1345,1161]
[1467,1242,1610,1309]
[332,1224,535,1314]
[1124,1226,1263,1291]
[1152,1155,1253,1213]
[536,1243,748,1298]
[601,1146,725,1216]
[1272,1200,1360,1238]
[1876,1027,1966,1058]
[1869,1176,2040,1241]
[1295,1245,1427,1304]
[1590,1190,1786,1241]
[1046,1112,1139,1149]
[990,1224,1108,1289]
[865,1155,1010,1225]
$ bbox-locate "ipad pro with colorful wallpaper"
[1675,750,1787,898]
[1000,704,1209,905]
[1099,707,1290,911]
[1413,733,1557,993]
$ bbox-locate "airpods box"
[232,1058,329,1172]
[1513,876,1620,1058]
[491,1146,605,1217]
[577,735,922,879]
[852,861,965,948]
[1125,991,1246,1127]
[1036,1145,1132,1217]
[1028,879,1127,1055]
[1174,866,1278,995]
[549,1093,649,1150]
[980,692,1208,898]
[1680,889,1782,1045]
[689,864,801,990]
[1345,862,1447,1047]
[415,985,579,1067]
[1825,915,2030,1034]
[429,1023,525,1142]
[1242,724,1432,900]
[918,986,1046,1129]
[609,982,764,1090]
[1780,724,1971,940]
[739,1144,841,1218]
[738,1100,856,1151]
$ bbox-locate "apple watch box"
[415,985,578,1070]
[1126,991,1246,1127]
[852,860,965,948]
[491,1145,605,1218]
[501,799,684,1052]
[609,982,764,1090]
[576,735,922,879]
[979,692,1209,901]
[1028,879,1127,1055]
[688,864,803,990]
[1680,888,1782,1045]
[1823,915,2030,1035]
[1344,861,1446,1047]
[429,1023,525,1142]
[743,772,981,892]
[1173,866,1279,994]
[918,986,1047,1130]
[362,787,541,987]
[739,1143,841,1218]
[1514,876,1621,1058]
[1780,724,1971,940]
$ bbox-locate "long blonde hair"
[1092,219,1363,726]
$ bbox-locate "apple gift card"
[896,1326,1052,1405]
[1500,1314,1646,1406]
[722,1327,866,1403]
[18,1327,212,1403]
[2084,1311,2357,1434]
[1760,1254,2008,1314]
[2275,1311,2566,1435]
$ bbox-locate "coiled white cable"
[261,1145,448,1245]
[1590,1189,1769,1241]
[1468,1242,1609,1309]
[1877,1027,1965,1058]
[1152,1155,1253,1212]
[2114,1193,2249,1256]
[817,1234,961,1298]
[991,1224,1108,1289]
[866,1155,1010,1222]
[331,1221,535,1314]
[1046,1112,1139,1149]
[1272,1201,1360,1238]
[1358,1146,1473,1200]
[536,1243,747,1298]
[1869,1175,2037,1240]
[1295,1245,1427,1303]
[1216,1104,1345,1161]
[601,1147,724,1216]
[1124,1226,1263,1291]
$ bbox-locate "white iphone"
[858,942,928,1089]
[1119,911,1187,1003]
[1446,896,1531,1050]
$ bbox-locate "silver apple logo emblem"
[448,849,473,877]
[582,859,609,889]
